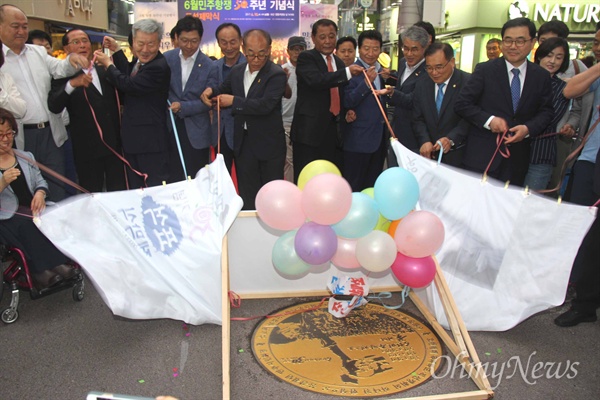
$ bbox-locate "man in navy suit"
[412,42,471,168]
[291,19,364,182]
[48,29,126,193]
[164,16,217,181]
[342,30,391,191]
[201,29,287,210]
[388,25,429,154]
[455,18,553,186]
[95,19,171,188]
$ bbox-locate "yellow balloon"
[361,187,375,198]
[297,160,341,190]
[374,214,392,232]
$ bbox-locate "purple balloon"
[294,222,338,265]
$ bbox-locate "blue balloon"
[272,230,311,276]
[332,192,379,239]
[374,167,420,220]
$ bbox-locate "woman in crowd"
[0,108,76,290]
[524,37,578,190]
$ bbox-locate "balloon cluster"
[255,160,445,289]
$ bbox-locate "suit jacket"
[164,49,217,150]
[106,50,171,154]
[48,67,122,162]
[211,53,246,149]
[454,57,553,174]
[291,49,349,147]
[212,61,286,159]
[389,58,427,152]
[0,150,48,220]
[342,61,387,153]
[412,69,471,167]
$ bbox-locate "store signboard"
[507,0,599,25]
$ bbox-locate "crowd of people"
[0,3,599,325]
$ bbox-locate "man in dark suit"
[201,29,287,210]
[412,42,471,168]
[291,18,364,182]
[455,18,553,186]
[48,29,126,193]
[94,19,171,188]
[164,16,217,181]
[388,25,429,153]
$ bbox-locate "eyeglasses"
[245,53,269,60]
[502,38,532,47]
[68,38,90,46]
[402,46,423,54]
[0,131,15,140]
[178,38,200,46]
[425,60,451,73]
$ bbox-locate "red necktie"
[327,55,340,116]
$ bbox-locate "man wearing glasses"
[201,29,287,210]
[48,29,126,193]
[455,17,553,186]
[164,16,217,181]
[412,42,471,167]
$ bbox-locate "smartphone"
[86,392,154,400]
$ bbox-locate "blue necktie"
[436,83,445,114]
[511,68,521,113]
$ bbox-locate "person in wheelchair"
[0,107,76,290]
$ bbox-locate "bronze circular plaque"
[251,301,444,397]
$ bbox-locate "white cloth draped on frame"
[37,155,242,325]
[392,140,596,331]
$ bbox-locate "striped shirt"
[530,76,569,165]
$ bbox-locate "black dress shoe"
[52,264,78,279]
[554,308,597,327]
[31,270,64,290]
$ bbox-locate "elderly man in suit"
[94,19,171,188]
[48,29,126,193]
[164,16,217,181]
[201,29,287,210]
[291,19,364,182]
[412,42,471,167]
[455,18,553,187]
[388,25,429,154]
[342,30,391,191]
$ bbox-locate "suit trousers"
[343,132,387,192]
[293,114,341,183]
[169,118,210,182]
[124,151,170,188]
[236,135,285,210]
[23,126,66,202]
[75,153,127,193]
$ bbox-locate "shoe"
[554,308,597,327]
[52,264,78,279]
[31,270,63,290]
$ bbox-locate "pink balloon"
[256,180,306,231]
[394,211,445,258]
[331,237,361,269]
[391,252,436,288]
[301,173,352,225]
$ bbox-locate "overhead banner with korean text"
[180,0,300,64]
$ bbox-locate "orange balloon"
[388,219,402,238]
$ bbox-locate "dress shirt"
[319,52,352,81]
[484,60,529,130]
[401,59,425,84]
[180,47,200,90]
[243,64,260,129]
[435,71,453,99]
[65,65,103,95]
[0,71,27,118]
[281,61,297,127]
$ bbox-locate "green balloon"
[272,230,311,276]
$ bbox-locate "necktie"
[327,55,340,116]
[131,62,141,77]
[436,83,446,114]
[511,68,521,113]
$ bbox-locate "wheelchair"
[0,244,85,324]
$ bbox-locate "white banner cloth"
[392,140,597,331]
[36,155,242,325]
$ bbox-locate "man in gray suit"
[164,16,217,180]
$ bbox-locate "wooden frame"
[220,212,494,400]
